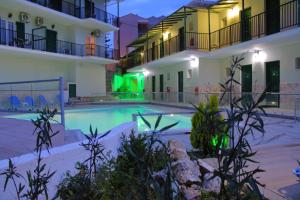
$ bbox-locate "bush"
[190,95,228,156]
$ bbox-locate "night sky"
[109,0,193,18]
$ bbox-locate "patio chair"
[9,95,21,111]
[23,96,35,111]
[38,95,49,108]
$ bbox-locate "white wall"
[75,62,107,96]
[0,121,137,200]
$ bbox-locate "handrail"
[0,27,119,59]
[27,0,118,26]
[121,0,298,68]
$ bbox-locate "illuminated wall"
[112,73,144,93]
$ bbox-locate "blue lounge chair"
[24,96,35,110]
[9,96,21,110]
[38,95,49,108]
[293,167,300,179]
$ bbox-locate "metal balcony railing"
[0,27,119,60]
[122,0,299,69]
[27,0,118,26]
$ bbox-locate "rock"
[168,140,189,160]
[180,184,201,200]
[202,172,221,194]
[172,159,201,185]
[197,159,215,173]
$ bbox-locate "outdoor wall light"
[143,70,150,77]
[8,13,13,18]
[228,6,240,18]
[140,52,144,57]
[163,31,170,41]
[252,50,267,63]
[190,56,199,68]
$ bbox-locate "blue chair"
[38,95,49,108]
[9,96,21,110]
[24,96,35,110]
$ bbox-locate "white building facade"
[126,0,300,110]
[0,0,119,98]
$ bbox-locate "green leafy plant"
[215,55,266,200]
[56,126,110,200]
[98,114,180,200]
[190,95,228,156]
[0,108,58,200]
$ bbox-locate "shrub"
[190,95,228,156]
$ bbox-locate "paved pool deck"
[160,117,300,200]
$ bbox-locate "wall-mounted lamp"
[189,56,199,68]
[8,13,13,18]
[140,52,144,57]
[252,50,267,63]
[143,69,150,77]
[227,6,240,19]
[51,24,55,29]
[163,31,170,41]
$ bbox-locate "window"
[86,35,96,56]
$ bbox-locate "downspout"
[184,6,187,50]
[208,8,211,51]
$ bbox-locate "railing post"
[59,76,65,127]
[208,8,211,51]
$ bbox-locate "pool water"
[5,105,192,134]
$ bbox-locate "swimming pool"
[5,105,192,134]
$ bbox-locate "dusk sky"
[109,0,193,18]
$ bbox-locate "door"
[85,0,95,18]
[69,84,77,98]
[46,29,57,53]
[32,26,46,50]
[159,74,164,100]
[151,42,156,61]
[16,22,25,48]
[266,61,280,107]
[241,8,252,42]
[266,0,280,35]
[160,38,164,58]
[178,71,184,102]
[179,27,185,51]
[241,65,252,104]
[152,76,156,100]
[51,0,62,11]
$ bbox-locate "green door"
[179,27,185,51]
[69,84,77,98]
[266,61,280,107]
[241,65,252,104]
[16,22,25,48]
[160,38,164,58]
[241,7,252,42]
[46,29,57,53]
[152,76,156,100]
[159,74,164,100]
[178,71,184,102]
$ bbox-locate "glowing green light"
[112,73,144,99]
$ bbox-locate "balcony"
[123,0,299,69]
[0,27,119,60]
[26,0,118,27]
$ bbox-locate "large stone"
[172,159,201,185]
[168,140,189,160]
[180,184,201,200]
[197,159,215,174]
[202,172,221,194]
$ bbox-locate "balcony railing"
[0,27,119,60]
[122,0,299,69]
[27,0,118,26]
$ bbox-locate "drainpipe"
[161,20,164,57]
[298,0,300,26]
[117,0,120,58]
[208,8,211,51]
[184,6,187,50]
[146,31,149,62]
